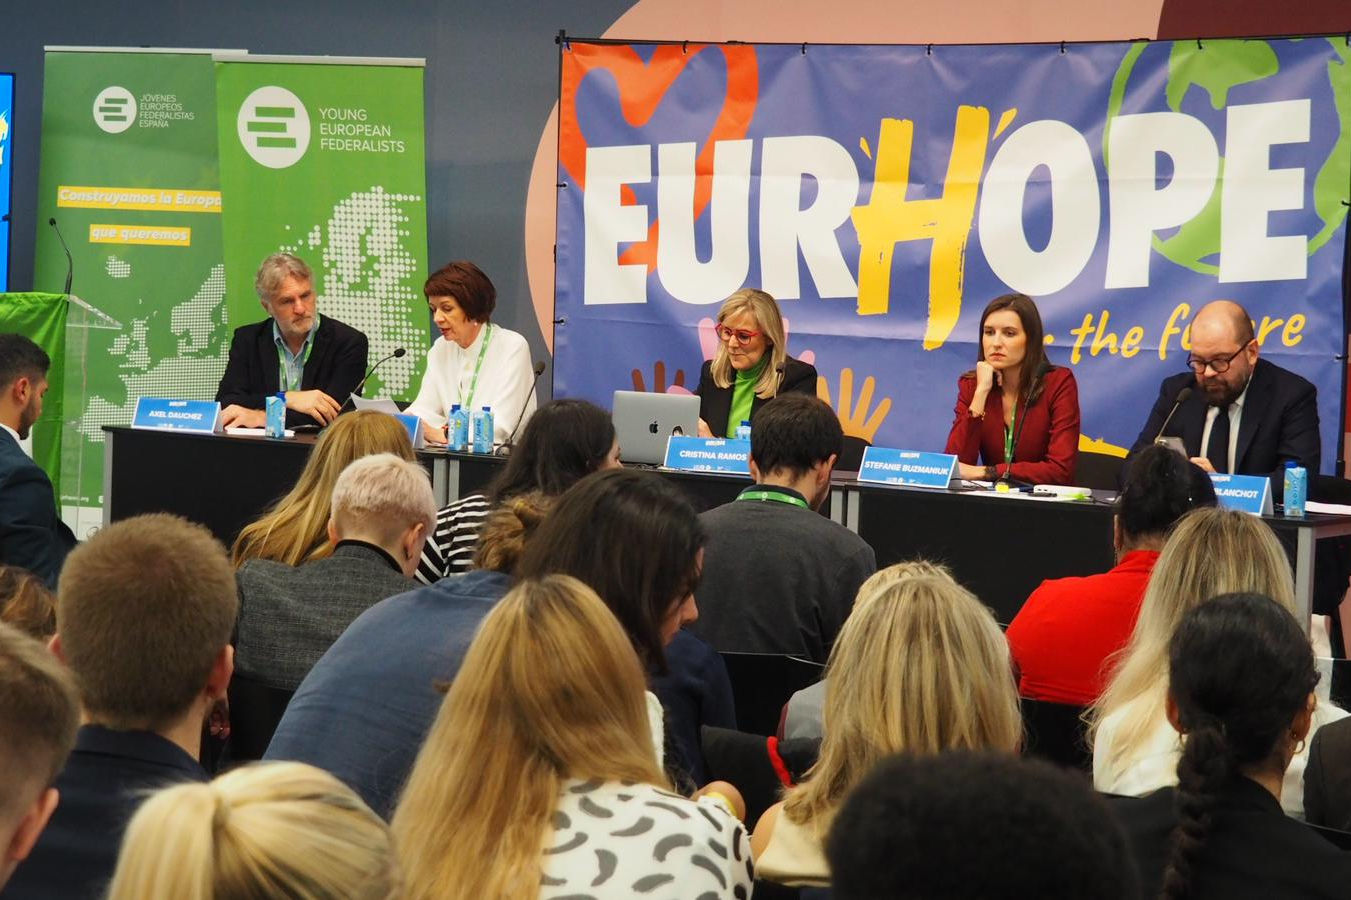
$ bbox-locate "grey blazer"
[234,541,415,691]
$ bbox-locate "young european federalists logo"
[237,86,311,169]
[93,86,137,134]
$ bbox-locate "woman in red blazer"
[944,293,1080,485]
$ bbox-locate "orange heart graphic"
[559,42,759,272]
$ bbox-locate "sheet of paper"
[225,426,295,438]
[1306,500,1351,515]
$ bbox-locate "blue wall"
[0,0,631,371]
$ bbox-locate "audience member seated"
[1090,507,1348,817]
[0,622,79,891]
[235,453,435,693]
[6,514,237,899]
[782,560,947,741]
[691,393,876,663]
[515,468,735,788]
[1306,716,1351,831]
[1007,445,1216,705]
[106,761,396,899]
[827,751,1138,899]
[1109,592,1351,897]
[231,409,415,567]
[0,334,76,587]
[415,397,619,584]
[391,575,753,899]
[0,565,56,639]
[751,566,1022,887]
[266,494,546,818]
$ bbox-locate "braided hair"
[1161,592,1318,899]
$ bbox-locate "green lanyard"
[275,333,315,392]
[461,323,495,410]
[737,489,809,509]
[1003,396,1018,464]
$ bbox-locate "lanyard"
[737,489,809,509]
[461,323,495,410]
[275,331,315,392]
[1003,396,1018,464]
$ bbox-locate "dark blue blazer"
[0,428,76,586]
[1127,358,1319,497]
[215,316,368,427]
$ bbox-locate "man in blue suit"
[0,334,75,586]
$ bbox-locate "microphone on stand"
[342,347,407,412]
[495,360,547,456]
[48,218,74,297]
[1153,385,1193,446]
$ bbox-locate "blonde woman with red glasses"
[696,288,818,438]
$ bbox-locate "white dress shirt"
[1200,379,1250,473]
[406,323,537,446]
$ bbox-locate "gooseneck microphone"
[496,360,547,455]
[48,218,74,297]
[344,347,407,410]
[1153,385,1193,445]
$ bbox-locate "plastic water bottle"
[447,404,469,452]
[265,393,286,438]
[472,406,494,454]
[734,419,751,442]
[1284,461,1307,518]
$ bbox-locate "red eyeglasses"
[715,323,761,344]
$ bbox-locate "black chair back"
[719,652,825,736]
[1020,697,1091,772]
[225,673,295,762]
[1074,450,1125,491]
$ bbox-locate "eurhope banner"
[35,49,227,533]
[214,55,430,401]
[554,39,1351,471]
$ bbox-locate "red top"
[944,366,1080,485]
[1005,549,1160,706]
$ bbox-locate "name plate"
[131,397,220,434]
[858,447,957,489]
[663,435,751,475]
[392,412,425,450]
[1210,473,1273,516]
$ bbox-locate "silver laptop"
[612,390,700,465]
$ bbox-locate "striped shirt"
[415,493,492,585]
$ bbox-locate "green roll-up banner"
[0,292,67,484]
[213,55,429,401]
[35,49,228,533]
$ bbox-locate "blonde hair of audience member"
[708,288,789,397]
[391,576,665,900]
[471,491,550,573]
[0,566,56,640]
[1088,507,1295,785]
[0,623,79,889]
[231,410,415,567]
[778,568,1021,838]
[106,761,398,900]
[53,514,237,736]
[328,453,437,577]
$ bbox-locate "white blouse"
[406,323,537,446]
[1093,696,1349,819]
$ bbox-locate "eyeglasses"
[1186,341,1253,375]
[715,324,761,344]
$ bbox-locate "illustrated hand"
[632,362,689,394]
[221,404,266,428]
[286,389,341,426]
[817,368,892,443]
[423,421,449,446]
[1189,456,1216,474]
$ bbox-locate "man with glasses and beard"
[1127,299,1319,500]
[0,334,76,586]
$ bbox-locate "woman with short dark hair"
[406,260,538,448]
